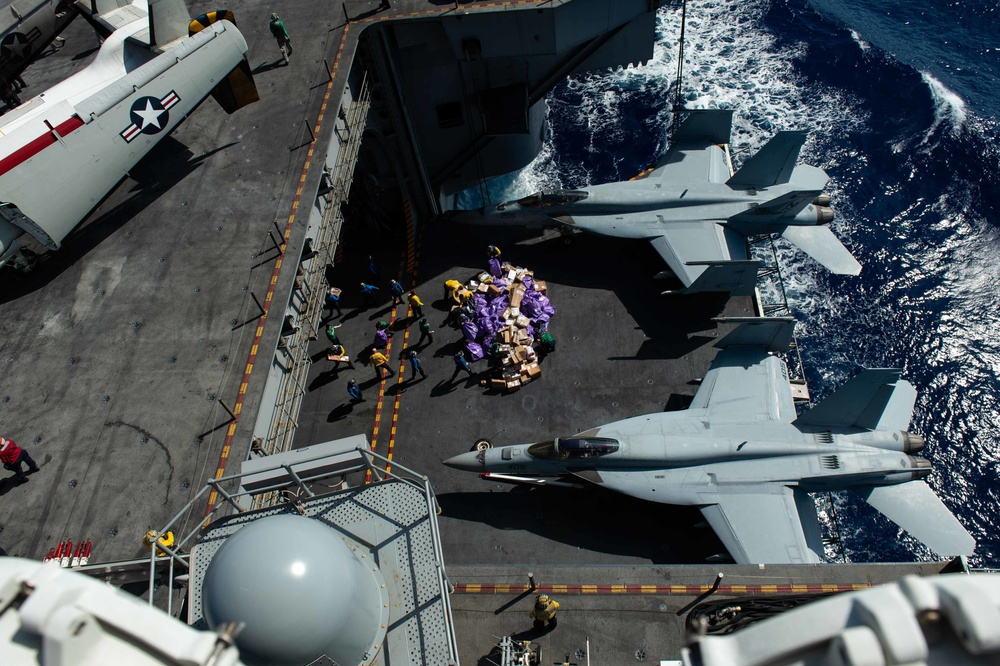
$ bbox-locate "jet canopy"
[498,190,589,210]
[527,437,620,461]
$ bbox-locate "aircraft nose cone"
[443,450,482,471]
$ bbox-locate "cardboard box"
[518,374,533,385]
[533,280,547,295]
[505,378,521,391]
[523,361,541,378]
[509,307,520,317]
[476,282,489,293]
[515,315,530,328]
[490,378,507,391]
[500,329,515,344]
[488,285,503,297]
[514,345,530,362]
[502,308,511,319]
[515,329,531,344]
[509,287,526,307]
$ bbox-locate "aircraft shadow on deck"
[436,485,726,564]
[418,221,731,361]
[0,138,238,304]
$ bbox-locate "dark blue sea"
[467,0,1000,566]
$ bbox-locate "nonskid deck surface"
[0,2,342,562]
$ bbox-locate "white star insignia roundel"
[119,91,181,143]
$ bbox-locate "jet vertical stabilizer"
[727,131,807,188]
[793,369,915,431]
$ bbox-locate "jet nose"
[443,450,484,471]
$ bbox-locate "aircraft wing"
[700,487,825,564]
[579,464,823,564]
[649,222,758,294]
[688,318,798,423]
[648,110,733,184]
[0,20,254,251]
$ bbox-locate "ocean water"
[470,0,1000,566]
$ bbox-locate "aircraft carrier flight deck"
[0,2,960,664]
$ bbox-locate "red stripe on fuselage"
[0,116,85,177]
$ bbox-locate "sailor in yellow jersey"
[530,594,559,630]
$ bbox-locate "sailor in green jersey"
[269,13,293,57]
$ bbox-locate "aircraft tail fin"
[794,369,915,430]
[210,57,260,113]
[660,260,759,296]
[713,317,795,353]
[727,131,807,188]
[148,0,190,48]
[852,483,975,557]
[781,225,862,276]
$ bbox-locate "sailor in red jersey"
[0,436,39,482]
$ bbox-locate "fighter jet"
[475,109,861,295]
[444,318,975,564]
[0,0,258,270]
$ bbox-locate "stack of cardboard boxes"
[473,264,550,392]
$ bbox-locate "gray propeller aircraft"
[473,109,861,295]
[444,318,975,564]
[0,0,258,270]
[0,1,76,98]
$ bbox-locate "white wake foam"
[920,70,968,143]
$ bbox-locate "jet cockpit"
[527,437,620,461]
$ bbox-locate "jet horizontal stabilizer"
[780,225,862,276]
[794,369,914,431]
[852,483,976,557]
[727,131,807,188]
[713,317,795,353]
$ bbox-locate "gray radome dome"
[202,514,380,665]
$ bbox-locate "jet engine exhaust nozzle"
[903,431,925,453]
[812,194,832,207]
[816,206,834,224]
[908,456,932,480]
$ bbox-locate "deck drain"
[635,649,647,661]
